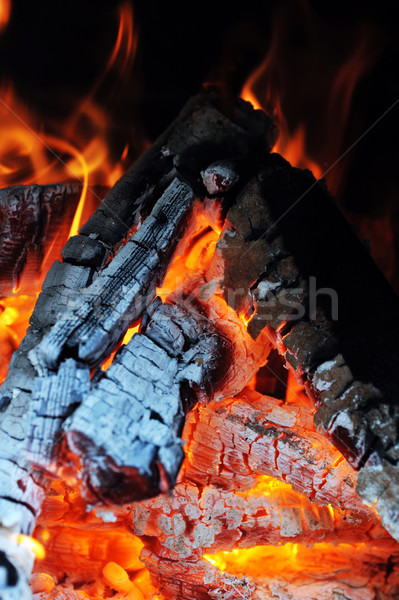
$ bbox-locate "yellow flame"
[17,534,45,560]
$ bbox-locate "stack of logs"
[1,91,399,600]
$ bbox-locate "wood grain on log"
[206,153,399,542]
[131,479,383,562]
[32,177,196,369]
[142,541,399,600]
[182,390,373,519]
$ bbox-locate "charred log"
[79,92,276,248]
[2,90,399,598]
[0,92,275,598]
[0,183,83,296]
[142,543,399,600]
[207,154,399,541]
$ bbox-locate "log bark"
[182,390,373,519]
[206,154,399,542]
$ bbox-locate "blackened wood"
[0,91,273,532]
[34,177,195,369]
[207,154,399,542]
[0,183,82,295]
[79,91,276,248]
[0,92,276,599]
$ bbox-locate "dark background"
[1,0,399,287]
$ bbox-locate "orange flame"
[0,0,10,32]
[241,1,384,191]
[157,199,223,301]
[0,2,140,381]
[0,1,137,226]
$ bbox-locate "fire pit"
[1,3,399,600]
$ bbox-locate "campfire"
[1,3,399,600]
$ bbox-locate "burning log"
[142,551,256,600]
[78,92,276,248]
[62,296,234,504]
[207,154,399,541]
[183,390,373,519]
[142,542,399,600]
[131,478,384,562]
[33,176,197,369]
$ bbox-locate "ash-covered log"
[62,296,234,504]
[3,88,399,599]
[142,543,399,600]
[206,153,399,541]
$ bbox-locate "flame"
[0,0,137,221]
[241,1,384,191]
[0,0,10,32]
[156,199,223,301]
[0,5,393,596]
[101,324,140,371]
[0,294,37,384]
[17,534,46,560]
[204,539,393,584]
[0,2,140,375]
[241,76,322,180]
